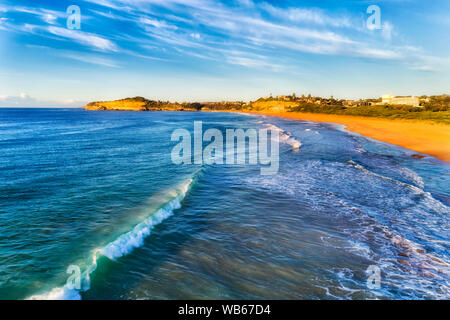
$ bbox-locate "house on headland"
[381,95,420,107]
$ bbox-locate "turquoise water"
[0,109,448,299]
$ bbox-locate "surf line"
[27,174,199,300]
[171,121,301,176]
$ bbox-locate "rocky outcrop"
[249,100,299,112]
[85,97,151,111]
[84,97,301,112]
[85,97,248,112]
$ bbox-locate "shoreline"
[242,111,450,162]
[83,106,450,162]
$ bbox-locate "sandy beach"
[252,112,450,162]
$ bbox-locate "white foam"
[27,177,195,300]
[399,166,425,189]
[346,240,373,260]
[384,228,450,278]
[348,160,448,214]
[265,124,302,151]
[28,286,81,300]
[101,180,191,260]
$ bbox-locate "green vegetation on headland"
[85,94,450,124]
[289,103,450,124]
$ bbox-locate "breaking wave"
[27,176,197,300]
[265,124,302,151]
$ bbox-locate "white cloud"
[42,13,57,25]
[47,26,118,52]
[382,21,394,41]
[3,0,446,73]
[407,54,450,72]
[353,47,402,60]
[0,93,36,106]
[60,52,120,68]
[0,17,7,30]
[140,17,177,30]
[132,0,398,64]
[261,4,352,28]
[84,0,131,11]
[0,94,85,107]
[190,32,201,40]
[238,0,254,8]
[0,6,117,53]
[12,6,65,25]
[226,55,282,71]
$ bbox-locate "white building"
[381,94,420,107]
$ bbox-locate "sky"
[0,0,449,107]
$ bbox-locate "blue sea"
[0,108,448,300]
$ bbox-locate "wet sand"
[252,112,450,162]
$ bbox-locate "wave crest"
[27,177,196,300]
[265,124,301,151]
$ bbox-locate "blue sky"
[0,0,449,107]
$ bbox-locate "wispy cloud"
[59,52,120,68]
[93,0,416,67]
[0,93,85,108]
[139,17,177,30]
[3,0,444,72]
[260,4,352,28]
[10,6,63,25]
[226,54,284,71]
[47,26,118,52]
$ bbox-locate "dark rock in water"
[398,259,411,266]
[411,154,425,159]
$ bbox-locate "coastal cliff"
[84,95,449,124]
[85,97,190,111]
[84,97,294,112]
[86,97,150,111]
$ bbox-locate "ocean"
[0,108,448,299]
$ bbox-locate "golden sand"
[251,112,450,162]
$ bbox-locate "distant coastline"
[85,95,450,123]
[85,96,450,161]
